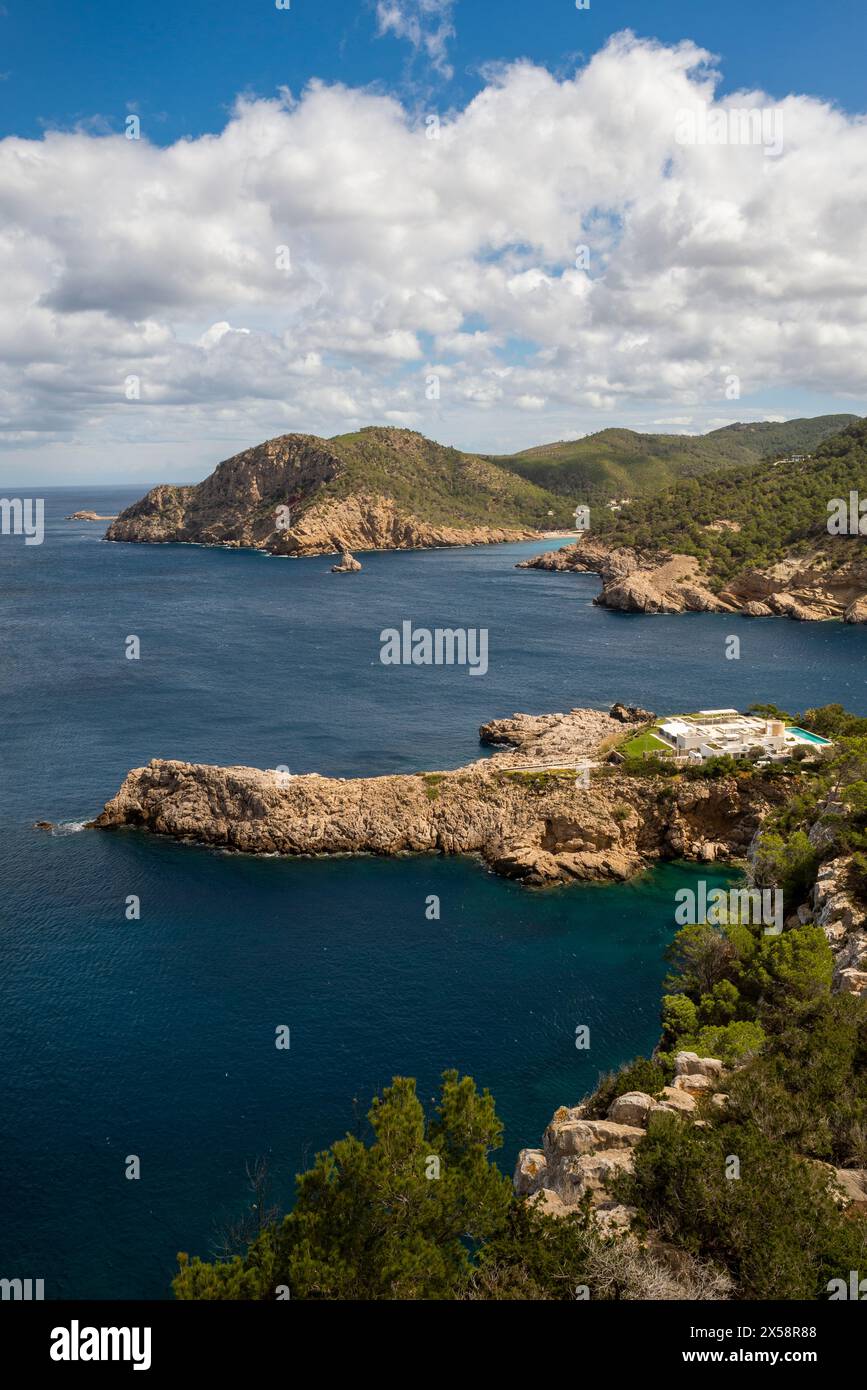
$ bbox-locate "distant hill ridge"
[105,415,862,560]
[489,415,858,504]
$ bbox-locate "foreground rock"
[331,551,362,573]
[515,1050,867,1233]
[519,537,867,623]
[89,707,779,886]
[514,1055,728,1231]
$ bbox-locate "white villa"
[653,709,831,765]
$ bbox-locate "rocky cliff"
[105,428,568,557]
[90,705,778,886]
[519,537,867,622]
[515,1051,867,1232]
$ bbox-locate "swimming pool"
[787,726,832,745]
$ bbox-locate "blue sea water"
[1,487,865,1299]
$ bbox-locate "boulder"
[844,596,867,624]
[609,703,655,724]
[530,1187,569,1218]
[832,1169,867,1205]
[672,1073,712,1093]
[607,1091,654,1127]
[544,1118,644,1158]
[674,1052,724,1080]
[513,1148,547,1196]
[651,1086,697,1115]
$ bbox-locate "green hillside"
[321,426,574,528]
[489,415,858,506]
[591,416,867,585]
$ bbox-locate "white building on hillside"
[655,709,828,763]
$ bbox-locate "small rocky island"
[331,551,362,573]
[66,510,118,521]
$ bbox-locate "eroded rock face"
[515,1066,726,1229]
[519,537,867,624]
[812,858,867,995]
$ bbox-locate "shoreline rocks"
[519,537,867,624]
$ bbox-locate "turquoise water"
[787,726,832,744]
[2,487,866,1299]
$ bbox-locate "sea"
[1,485,865,1298]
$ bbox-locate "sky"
[0,0,865,484]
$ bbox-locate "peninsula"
[104,427,572,557]
[91,703,783,886]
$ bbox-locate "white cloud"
[376,0,456,79]
[0,30,866,481]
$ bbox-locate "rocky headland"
[104,428,569,558]
[90,703,779,887]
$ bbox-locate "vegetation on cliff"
[173,707,867,1301]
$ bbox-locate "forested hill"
[591,416,867,583]
[490,415,858,506]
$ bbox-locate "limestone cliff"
[104,428,568,557]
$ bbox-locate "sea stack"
[331,551,362,573]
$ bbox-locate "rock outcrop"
[66,510,117,521]
[811,857,867,996]
[88,707,778,887]
[514,1053,728,1230]
[331,551,362,573]
[519,537,867,623]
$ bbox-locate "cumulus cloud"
[0,31,866,480]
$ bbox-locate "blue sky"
[1,0,866,143]
[0,1,865,483]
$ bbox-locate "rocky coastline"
[519,537,867,623]
[90,704,778,886]
[103,431,554,558]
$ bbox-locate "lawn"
[620,729,673,759]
